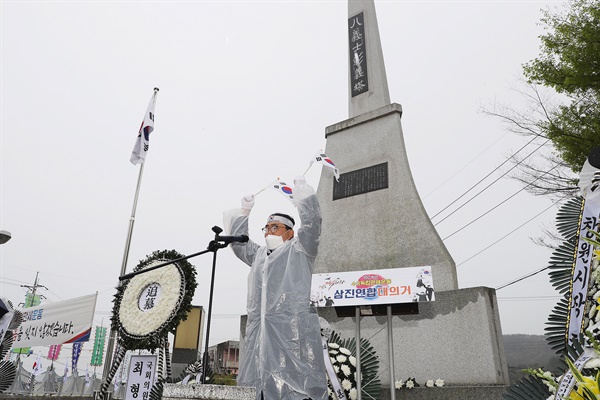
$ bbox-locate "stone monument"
[165,1,510,399]
[314,0,510,399]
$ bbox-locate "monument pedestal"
[319,287,509,388]
[163,384,255,400]
[381,385,509,400]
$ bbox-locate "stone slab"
[380,385,509,400]
[163,383,255,400]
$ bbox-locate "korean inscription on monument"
[333,163,388,200]
[349,12,368,97]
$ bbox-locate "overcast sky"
[1,0,566,372]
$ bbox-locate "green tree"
[522,0,600,171]
[483,0,600,200]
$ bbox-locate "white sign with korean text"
[311,266,434,307]
[126,354,157,400]
[12,293,97,348]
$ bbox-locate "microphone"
[216,235,249,244]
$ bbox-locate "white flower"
[336,354,347,363]
[118,264,184,336]
[349,356,356,366]
[406,380,414,389]
[585,358,600,368]
[341,364,351,377]
[426,380,434,387]
[340,347,351,355]
[328,343,340,349]
[348,388,358,400]
[394,380,403,389]
[334,365,339,373]
[341,379,352,390]
[330,357,336,364]
[542,371,553,379]
[435,379,444,387]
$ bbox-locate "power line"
[423,132,509,199]
[456,200,560,267]
[433,138,549,226]
[430,136,542,221]
[496,266,551,291]
[442,162,559,241]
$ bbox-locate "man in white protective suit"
[225,176,328,400]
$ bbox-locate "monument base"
[382,385,508,399]
[161,383,509,400]
[163,383,255,400]
[318,286,509,387]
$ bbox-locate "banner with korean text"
[311,266,434,307]
[12,293,97,348]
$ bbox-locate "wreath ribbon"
[555,347,596,399]
[322,337,347,400]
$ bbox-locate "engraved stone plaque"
[349,12,369,97]
[333,162,388,200]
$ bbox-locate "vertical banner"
[72,342,83,372]
[47,344,62,361]
[125,355,157,400]
[567,194,600,345]
[91,326,106,366]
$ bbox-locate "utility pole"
[20,272,47,307]
[14,272,48,364]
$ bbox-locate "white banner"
[567,193,600,346]
[555,347,596,399]
[125,354,157,400]
[12,293,97,348]
[311,266,434,307]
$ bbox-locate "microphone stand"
[117,226,248,384]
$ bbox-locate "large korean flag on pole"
[130,88,159,165]
[12,293,97,348]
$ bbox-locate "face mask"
[265,234,285,250]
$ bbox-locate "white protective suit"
[225,182,328,400]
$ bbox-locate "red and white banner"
[12,293,97,348]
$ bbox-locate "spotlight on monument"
[0,231,11,245]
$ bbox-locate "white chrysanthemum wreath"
[327,341,358,400]
[118,263,183,337]
[320,318,380,400]
[111,249,197,351]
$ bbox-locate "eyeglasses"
[262,225,287,234]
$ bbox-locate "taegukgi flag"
[130,88,159,165]
[311,151,340,181]
[273,180,294,202]
[32,353,43,376]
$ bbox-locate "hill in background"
[503,334,563,385]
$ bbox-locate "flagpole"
[101,162,145,385]
[254,178,278,196]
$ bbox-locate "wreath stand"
[331,302,419,400]
[97,226,246,400]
